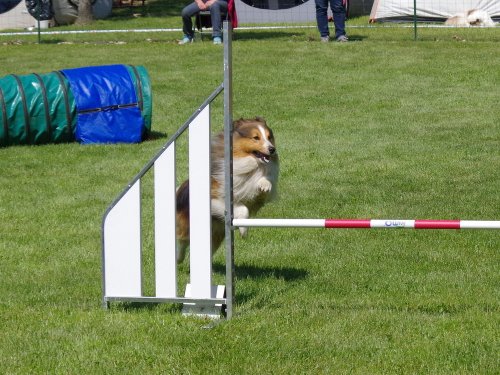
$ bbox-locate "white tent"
[0,1,36,30]
[370,0,500,22]
[234,0,374,23]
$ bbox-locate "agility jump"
[102,22,498,320]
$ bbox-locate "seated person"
[179,0,228,45]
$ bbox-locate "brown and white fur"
[176,117,279,263]
[445,9,496,27]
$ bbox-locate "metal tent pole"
[413,0,417,41]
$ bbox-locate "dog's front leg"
[212,199,249,237]
[211,198,225,220]
[234,204,250,238]
[257,177,272,193]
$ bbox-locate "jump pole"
[223,20,235,320]
[233,219,500,230]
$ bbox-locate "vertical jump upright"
[223,21,235,320]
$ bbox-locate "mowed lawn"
[0,4,499,373]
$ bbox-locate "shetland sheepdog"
[445,9,496,27]
[176,117,279,263]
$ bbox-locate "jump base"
[182,284,226,319]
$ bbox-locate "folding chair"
[194,0,237,41]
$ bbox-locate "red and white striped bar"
[233,219,500,230]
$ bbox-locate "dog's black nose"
[269,146,276,155]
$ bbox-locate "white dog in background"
[445,9,496,27]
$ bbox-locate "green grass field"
[1,2,499,373]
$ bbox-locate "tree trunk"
[75,0,94,25]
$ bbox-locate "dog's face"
[233,117,276,164]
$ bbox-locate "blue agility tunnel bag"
[0,64,151,147]
[61,64,146,144]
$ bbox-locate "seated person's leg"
[209,0,228,39]
[181,2,201,40]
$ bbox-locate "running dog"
[176,117,279,263]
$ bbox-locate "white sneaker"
[178,36,193,45]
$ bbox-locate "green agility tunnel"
[0,64,152,147]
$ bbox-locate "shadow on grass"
[234,30,309,41]
[110,301,183,313]
[107,262,307,313]
[145,130,168,141]
[214,262,308,281]
[214,262,308,305]
[344,34,368,42]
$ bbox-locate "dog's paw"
[234,205,249,238]
[257,178,272,193]
[239,226,248,238]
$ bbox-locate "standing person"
[179,0,228,45]
[315,0,348,42]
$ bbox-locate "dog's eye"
[253,136,260,141]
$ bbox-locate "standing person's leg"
[180,2,201,41]
[315,0,330,41]
[208,0,228,40]
[331,0,347,41]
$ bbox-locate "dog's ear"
[232,118,247,138]
[254,116,267,125]
[232,118,245,129]
[233,117,267,128]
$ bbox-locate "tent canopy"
[370,0,500,22]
